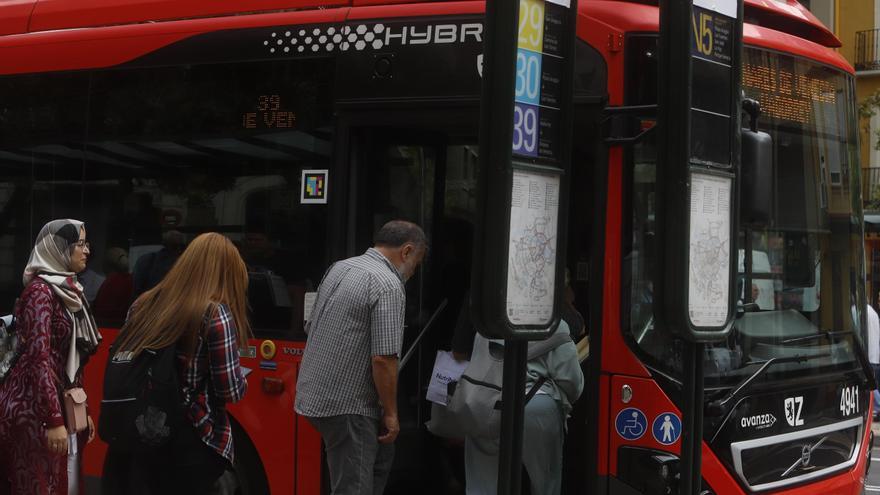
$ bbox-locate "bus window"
[624,43,866,384]
[0,58,335,338]
[0,72,92,312]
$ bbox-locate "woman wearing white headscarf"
[0,219,101,495]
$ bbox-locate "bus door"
[341,112,479,493]
[333,35,608,495]
[339,102,604,493]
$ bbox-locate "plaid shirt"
[295,248,405,419]
[178,303,247,462]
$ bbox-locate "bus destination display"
[242,94,297,129]
[690,0,736,168]
[742,62,838,126]
[512,0,571,162]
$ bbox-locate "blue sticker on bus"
[615,407,647,441]
[652,412,682,445]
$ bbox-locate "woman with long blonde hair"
[102,232,250,495]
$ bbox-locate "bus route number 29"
[839,385,859,417]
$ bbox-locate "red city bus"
[0,0,871,493]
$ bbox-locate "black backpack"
[0,314,18,385]
[98,342,185,451]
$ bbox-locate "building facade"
[814,0,880,302]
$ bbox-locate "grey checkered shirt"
[294,248,405,419]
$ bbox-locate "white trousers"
[67,433,79,495]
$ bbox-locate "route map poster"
[688,172,732,327]
[506,169,560,325]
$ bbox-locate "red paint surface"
[82,330,313,494]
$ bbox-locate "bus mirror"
[740,128,772,226]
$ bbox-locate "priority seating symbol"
[615,407,647,441]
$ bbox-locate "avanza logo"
[740,413,776,430]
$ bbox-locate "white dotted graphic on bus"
[261,22,483,54]
[262,25,387,54]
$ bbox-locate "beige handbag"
[63,387,88,433]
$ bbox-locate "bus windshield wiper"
[780,329,877,391]
[706,353,830,415]
[781,330,852,345]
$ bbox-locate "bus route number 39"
[839,385,859,417]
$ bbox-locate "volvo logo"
[800,444,811,467]
[781,437,826,478]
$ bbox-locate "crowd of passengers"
[0,218,584,495]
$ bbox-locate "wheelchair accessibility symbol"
[615,407,647,441]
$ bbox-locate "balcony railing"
[864,167,880,209]
[857,29,880,72]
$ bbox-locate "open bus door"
[340,109,479,492]
[335,87,605,492]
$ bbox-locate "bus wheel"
[215,421,269,495]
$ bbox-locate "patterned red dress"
[0,280,88,494]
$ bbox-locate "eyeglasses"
[73,240,90,250]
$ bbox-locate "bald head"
[373,220,427,249]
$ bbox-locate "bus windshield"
[625,45,867,387]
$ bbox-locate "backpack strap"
[521,330,572,405]
[526,330,571,360]
[524,377,547,405]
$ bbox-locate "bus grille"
[730,417,862,492]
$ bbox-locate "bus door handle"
[399,299,448,372]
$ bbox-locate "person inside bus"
[452,277,584,363]
[295,220,427,495]
[0,219,101,495]
[463,320,584,495]
[131,229,185,299]
[101,233,250,495]
[92,247,133,327]
[561,268,586,342]
[241,225,308,334]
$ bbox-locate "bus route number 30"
[839,385,859,417]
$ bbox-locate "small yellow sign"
[260,340,277,360]
[517,0,545,53]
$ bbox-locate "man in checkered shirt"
[295,220,427,495]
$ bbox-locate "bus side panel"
[228,352,300,495]
[699,438,745,494]
[580,8,649,380]
[81,329,117,481]
[29,0,346,33]
[0,8,347,76]
[596,373,612,478]
[83,332,313,495]
[0,0,35,37]
[607,375,682,474]
[599,147,647,378]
